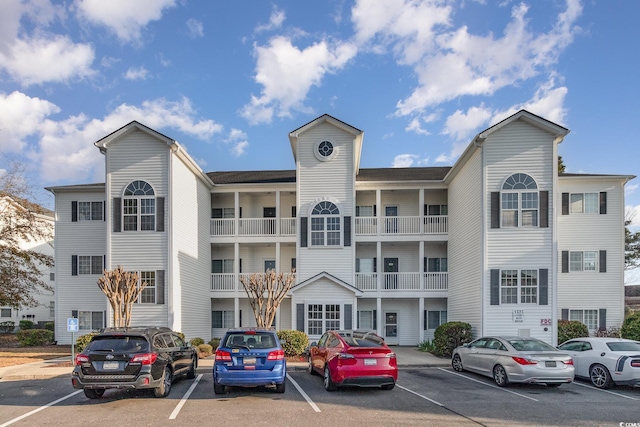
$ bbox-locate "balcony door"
[385,206,397,233]
[384,258,398,289]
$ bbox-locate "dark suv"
[71,326,198,399]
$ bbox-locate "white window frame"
[569,251,598,272]
[500,269,538,305]
[78,255,103,275]
[426,310,447,330]
[356,205,374,217]
[569,309,598,330]
[138,271,156,304]
[212,207,234,218]
[123,180,155,232]
[310,201,341,247]
[212,310,234,328]
[78,201,103,221]
[357,310,374,329]
[501,173,538,228]
[307,304,341,335]
[212,259,234,273]
[570,193,598,214]
[0,308,11,318]
[78,311,103,330]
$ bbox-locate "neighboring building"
[46,110,634,345]
[0,196,56,328]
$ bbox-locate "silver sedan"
[452,336,575,387]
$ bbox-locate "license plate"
[243,357,256,365]
[545,361,556,368]
[364,358,377,366]
[103,361,119,370]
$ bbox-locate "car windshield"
[224,333,276,349]
[508,339,557,352]
[606,341,640,352]
[87,336,148,352]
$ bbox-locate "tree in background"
[0,160,54,307]
[558,155,566,174]
[98,266,148,327]
[625,213,640,271]
[240,269,295,328]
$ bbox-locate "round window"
[314,140,336,161]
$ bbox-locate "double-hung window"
[569,251,598,272]
[311,201,341,246]
[500,269,538,304]
[426,310,448,329]
[569,309,598,330]
[139,271,156,304]
[78,311,104,330]
[212,310,234,328]
[501,173,538,227]
[123,180,155,231]
[307,304,341,335]
[570,193,598,214]
[78,201,103,221]
[78,256,103,275]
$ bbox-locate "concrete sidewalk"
[0,346,450,381]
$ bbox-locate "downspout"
[168,145,176,331]
[473,136,486,337]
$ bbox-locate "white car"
[557,337,640,389]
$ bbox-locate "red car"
[308,330,397,391]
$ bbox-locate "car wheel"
[213,377,226,395]
[308,356,317,376]
[275,382,286,393]
[323,365,337,391]
[83,389,105,399]
[452,354,464,372]
[493,365,509,387]
[381,383,395,390]
[186,357,197,379]
[154,367,173,398]
[589,364,613,389]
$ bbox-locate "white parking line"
[286,373,321,412]
[571,381,640,400]
[397,384,444,406]
[0,390,83,427]
[438,368,539,402]
[169,374,203,419]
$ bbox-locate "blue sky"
[1,0,639,228]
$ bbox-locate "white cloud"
[392,153,419,167]
[491,77,568,126]
[74,0,177,43]
[241,36,357,124]
[255,8,286,33]
[186,18,204,38]
[405,117,430,136]
[626,204,640,227]
[0,91,60,153]
[225,128,249,157]
[231,141,249,157]
[124,66,150,81]
[442,106,492,142]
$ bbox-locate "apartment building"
[46,110,633,345]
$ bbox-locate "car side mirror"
[310,341,318,347]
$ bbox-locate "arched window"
[501,174,538,227]
[311,201,341,246]
[123,180,155,231]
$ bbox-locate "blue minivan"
[213,328,286,394]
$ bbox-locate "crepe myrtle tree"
[98,266,148,327]
[240,269,296,328]
[0,159,54,308]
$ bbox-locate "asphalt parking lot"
[1,360,639,427]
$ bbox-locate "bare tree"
[626,211,640,271]
[0,160,54,307]
[240,269,295,328]
[97,266,148,327]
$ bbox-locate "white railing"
[354,272,449,292]
[424,272,448,290]
[355,273,378,291]
[280,218,296,236]
[239,218,276,236]
[210,219,235,236]
[211,273,236,291]
[383,272,421,290]
[355,215,448,235]
[424,215,448,234]
[210,218,296,236]
[355,217,378,235]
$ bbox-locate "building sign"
[540,318,552,326]
[512,309,525,323]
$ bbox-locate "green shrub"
[417,339,436,353]
[621,312,640,341]
[19,320,34,330]
[197,343,213,355]
[176,331,185,342]
[432,321,473,357]
[208,338,220,350]
[75,331,99,352]
[0,321,15,333]
[16,329,54,346]
[594,327,621,338]
[557,320,589,345]
[44,322,55,331]
[190,337,205,346]
[277,330,309,356]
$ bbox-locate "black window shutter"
[71,201,78,222]
[156,197,165,232]
[239,310,242,327]
[599,250,607,273]
[373,257,377,273]
[344,216,351,247]
[344,304,352,330]
[296,304,304,332]
[490,192,500,229]
[540,191,549,228]
[373,205,377,217]
[600,192,607,214]
[561,309,569,321]
[291,206,296,217]
[539,269,548,305]
[156,270,165,304]
[562,193,569,215]
[72,255,78,276]
[113,197,121,232]
[103,201,106,221]
[423,310,427,330]
[598,309,607,330]
[239,258,242,273]
[561,251,569,273]
[300,217,308,247]
[490,269,500,305]
[72,310,78,318]
[373,309,377,329]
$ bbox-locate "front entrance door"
[384,258,398,289]
[384,312,398,345]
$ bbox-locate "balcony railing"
[210,215,447,237]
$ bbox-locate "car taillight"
[75,354,89,365]
[564,359,574,365]
[512,356,538,365]
[215,350,232,361]
[386,352,396,359]
[631,359,640,368]
[267,349,285,360]
[130,353,158,365]
[338,353,355,359]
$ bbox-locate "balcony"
[210,215,447,237]
[212,272,448,292]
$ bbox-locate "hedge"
[277,330,309,356]
[621,312,640,341]
[16,329,54,346]
[432,321,473,357]
[557,320,588,345]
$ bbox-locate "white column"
[234,191,240,237]
[234,297,240,328]
[419,297,425,343]
[376,297,382,336]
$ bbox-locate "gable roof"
[288,114,364,171]
[291,271,363,296]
